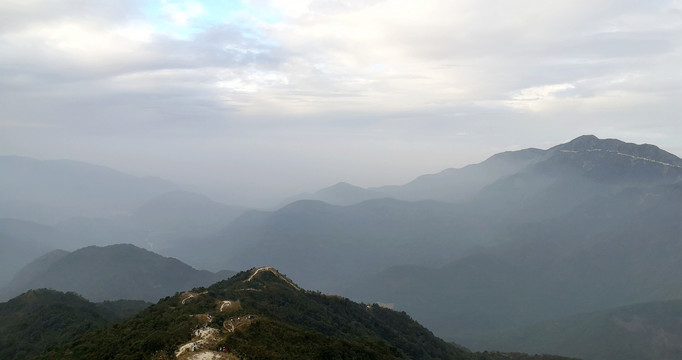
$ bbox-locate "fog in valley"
[2,2,682,360]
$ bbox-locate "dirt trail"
[174,295,250,359]
[173,275,272,359]
[175,327,234,360]
[223,315,256,334]
[246,267,301,290]
[181,291,208,304]
[220,301,231,312]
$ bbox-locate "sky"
[2,0,682,206]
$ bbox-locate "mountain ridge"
[467,298,682,360]
[33,267,577,360]
[0,244,236,302]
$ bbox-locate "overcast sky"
[2,0,682,205]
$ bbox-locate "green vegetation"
[28,268,577,360]
[0,289,149,360]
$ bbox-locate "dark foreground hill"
[35,267,577,360]
[0,244,235,302]
[0,289,149,360]
[467,299,682,360]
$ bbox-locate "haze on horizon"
[2,0,682,206]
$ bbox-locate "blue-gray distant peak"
[553,135,682,166]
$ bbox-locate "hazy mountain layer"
[190,136,682,297]
[0,219,60,287]
[467,299,682,360]
[0,244,235,302]
[281,182,389,206]
[374,147,547,202]
[191,198,507,292]
[345,181,682,338]
[0,156,177,224]
[56,190,245,251]
[469,135,682,221]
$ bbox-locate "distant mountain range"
[344,177,682,339]
[191,197,504,291]
[55,190,245,251]
[3,135,682,359]
[296,135,682,208]
[0,156,178,224]
[0,244,235,302]
[284,147,546,206]
[0,157,245,287]
[467,298,682,360]
[169,135,682,345]
[0,189,244,289]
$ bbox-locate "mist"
[2,1,682,207]
[3,2,682,360]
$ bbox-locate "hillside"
[468,299,682,360]
[374,147,546,202]
[283,147,546,206]
[281,182,387,206]
[191,135,682,296]
[36,267,576,360]
[191,198,506,292]
[0,244,235,302]
[345,180,682,338]
[0,289,149,360]
[470,135,682,221]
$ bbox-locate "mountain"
[184,135,682,302]
[0,244,236,302]
[0,218,61,287]
[191,198,508,292]
[0,156,177,224]
[284,135,682,213]
[282,182,387,206]
[467,299,682,360]
[55,190,246,251]
[181,135,682,340]
[0,289,149,360]
[5,249,70,290]
[345,180,682,339]
[470,135,682,221]
[36,267,576,360]
[280,148,546,206]
[130,190,244,234]
[374,148,546,202]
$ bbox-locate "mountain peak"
[557,134,620,151]
[326,181,359,189]
[243,266,301,291]
[0,243,226,302]
[553,135,682,167]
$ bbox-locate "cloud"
[2,0,682,203]
[161,0,205,27]
[506,83,577,111]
